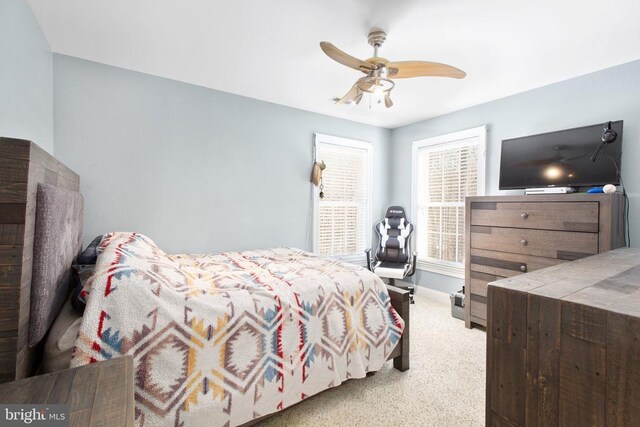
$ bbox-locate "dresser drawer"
[469,270,506,297]
[468,271,506,325]
[470,299,487,324]
[470,201,599,232]
[470,226,598,259]
[469,248,567,277]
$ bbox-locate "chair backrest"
[374,206,414,264]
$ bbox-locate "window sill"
[416,259,464,279]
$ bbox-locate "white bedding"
[71,233,405,426]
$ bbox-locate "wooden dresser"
[464,194,625,328]
[486,248,640,426]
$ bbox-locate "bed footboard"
[386,284,410,371]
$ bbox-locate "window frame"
[312,133,373,264]
[411,126,487,278]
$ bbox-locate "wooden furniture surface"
[0,137,80,382]
[486,248,640,427]
[464,194,625,328]
[0,356,134,426]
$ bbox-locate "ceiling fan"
[320,30,466,108]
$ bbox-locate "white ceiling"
[28,0,640,129]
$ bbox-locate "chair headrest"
[384,206,407,220]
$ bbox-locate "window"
[412,126,486,278]
[313,133,372,261]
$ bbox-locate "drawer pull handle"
[521,213,529,219]
[521,239,528,246]
[520,265,527,272]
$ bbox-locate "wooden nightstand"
[0,356,134,426]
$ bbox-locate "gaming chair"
[365,206,417,303]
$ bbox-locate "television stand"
[525,186,575,195]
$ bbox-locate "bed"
[0,138,410,426]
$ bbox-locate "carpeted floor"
[260,287,486,427]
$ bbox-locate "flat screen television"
[499,121,623,190]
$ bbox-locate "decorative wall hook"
[310,160,326,186]
[311,160,326,198]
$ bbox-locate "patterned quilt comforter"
[71,233,405,426]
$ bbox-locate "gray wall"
[53,55,391,253]
[0,0,54,153]
[50,52,640,291]
[391,59,640,294]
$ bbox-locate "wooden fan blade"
[320,42,375,72]
[387,61,466,79]
[335,84,359,105]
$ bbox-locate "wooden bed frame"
[386,284,410,371]
[0,137,410,401]
[0,137,80,383]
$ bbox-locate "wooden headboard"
[0,137,80,382]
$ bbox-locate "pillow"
[68,232,168,315]
[69,232,159,314]
[76,235,104,265]
[70,264,95,314]
[69,236,103,314]
[41,295,83,373]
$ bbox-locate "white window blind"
[314,134,372,260]
[412,126,486,277]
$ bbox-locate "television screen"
[499,121,623,190]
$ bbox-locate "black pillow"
[70,276,85,314]
[76,235,103,265]
[70,264,95,314]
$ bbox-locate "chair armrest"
[407,251,418,277]
[364,248,372,271]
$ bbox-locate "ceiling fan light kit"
[356,76,394,94]
[320,30,466,109]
